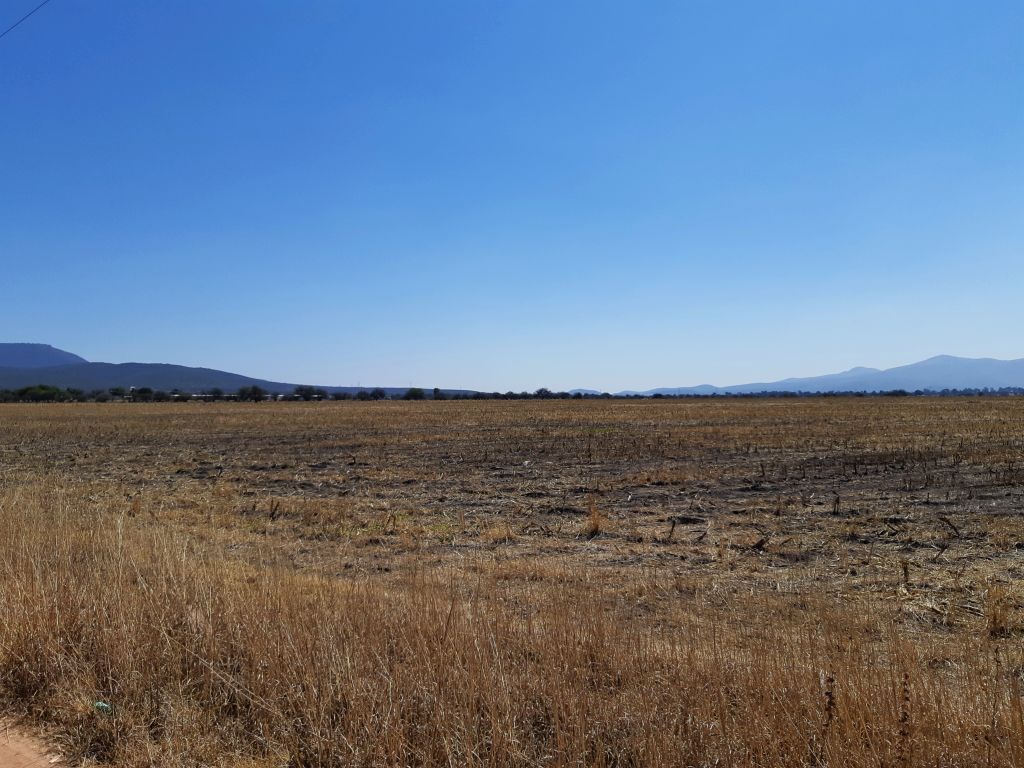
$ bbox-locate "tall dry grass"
[1,482,1022,766]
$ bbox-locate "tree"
[432,388,445,401]
[294,385,318,401]
[133,387,155,403]
[237,385,267,402]
[16,385,65,402]
[403,387,426,400]
[291,386,327,401]
[370,388,387,401]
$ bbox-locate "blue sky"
[1,1,1021,392]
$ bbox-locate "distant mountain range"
[0,343,87,369]
[0,344,468,397]
[616,355,1024,395]
[5,345,1024,398]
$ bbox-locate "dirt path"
[0,721,62,768]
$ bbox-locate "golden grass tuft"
[0,483,1022,766]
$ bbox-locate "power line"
[0,0,54,43]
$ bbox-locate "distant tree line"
[0,385,191,403]
[638,388,1024,399]
[3,385,1024,404]
[0,385,85,403]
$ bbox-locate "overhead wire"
[0,0,54,43]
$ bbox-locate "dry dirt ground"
[0,721,61,768]
[1,398,1023,765]
[1,397,1021,627]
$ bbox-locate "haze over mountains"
[4,345,1024,396]
[0,344,456,397]
[621,356,1024,395]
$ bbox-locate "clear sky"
[2,1,1022,392]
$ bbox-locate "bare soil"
[0,721,61,768]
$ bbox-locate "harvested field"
[0,399,1023,766]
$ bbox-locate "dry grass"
[0,399,1023,765]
